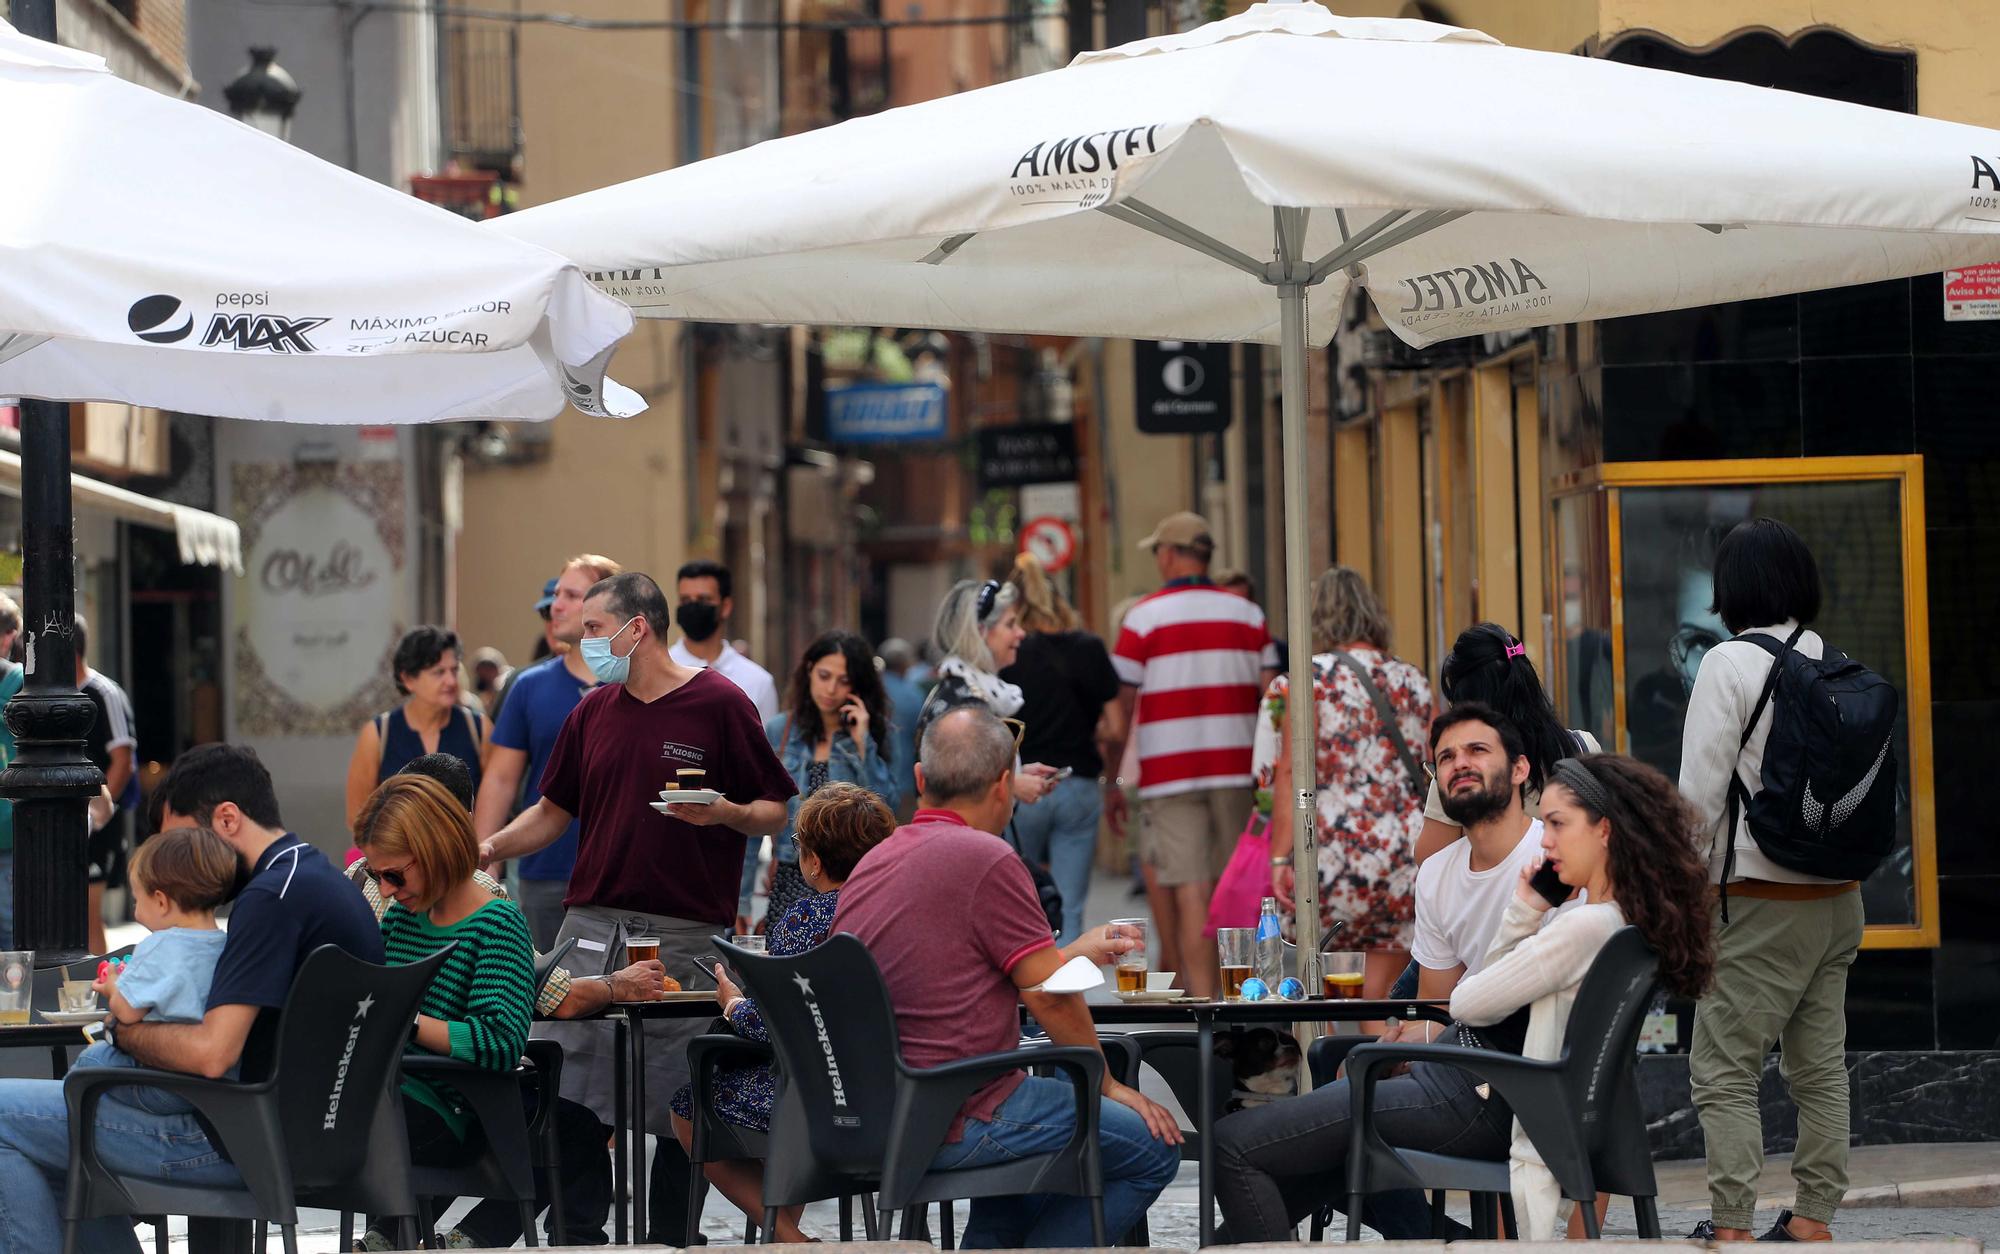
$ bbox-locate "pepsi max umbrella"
[493,0,2000,982]
[0,20,642,422]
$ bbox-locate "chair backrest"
[719,933,904,1182]
[1558,926,1659,1174]
[269,943,453,1192]
[532,937,578,1006]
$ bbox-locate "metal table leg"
[613,1014,628,1246]
[1197,1011,1215,1247]
[633,1013,649,1243]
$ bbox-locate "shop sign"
[977,423,1077,488]
[825,381,948,443]
[1136,340,1232,434]
[1943,263,2000,321]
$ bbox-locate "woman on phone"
[755,631,899,928]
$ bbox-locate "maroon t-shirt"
[538,668,797,924]
[831,810,1056,1139]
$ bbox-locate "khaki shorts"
[1140,787,1253,886]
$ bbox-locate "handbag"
[1203,811,1273,938]
[1330,650,1425,794]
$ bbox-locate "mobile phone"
[1051,766,1075,782]
[692,956,725,985]
[1528,861,1572,909]
[839,696,860,730]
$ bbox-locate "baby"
[76,826,238,1113]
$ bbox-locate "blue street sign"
[825,381,948,444]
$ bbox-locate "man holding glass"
[833,705,1182,1246]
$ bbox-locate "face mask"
[676,601,721,642]
[580,617,641,684]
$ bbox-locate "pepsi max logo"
[127,295,193,344]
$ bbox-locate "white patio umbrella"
[0,21,642,422]
[494,0,2000,975]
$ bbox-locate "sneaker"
[1758,1209,1832,1242]
[441,1230,479,1249]
[1690,1219,1717,1240]
[353,1233,394,1253]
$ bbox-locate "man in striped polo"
[1111,512,1278,999]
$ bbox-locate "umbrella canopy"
[492,0,2000,994]
[0,21,642,423]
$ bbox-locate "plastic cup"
[0,951,31,1024]
[1109,918,1148,991]
[1322,951,1366,999]
[1218,929,1255,1000]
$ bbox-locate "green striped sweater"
[380,896,535,1139]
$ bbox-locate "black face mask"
[676,601,721,642]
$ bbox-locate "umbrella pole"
[1273,208,1323,1016]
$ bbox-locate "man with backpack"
[1679,518,1898,1244]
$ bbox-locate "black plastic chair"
[532,937,579,1009]
[720,934,1109,1246]
[1342,927,1664,1241]
[62,944,450,1254]
[684,1031,777,1244]
[1124,1029,1234,1161]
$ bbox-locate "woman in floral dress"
[1265,567,1433,1002]
[669,783,894,1243]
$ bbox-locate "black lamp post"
[0,0,105,966]
[223,47,301,141]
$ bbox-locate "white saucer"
[652,789,722,808]
[39,1009,104,1024]
[1113,989,1184,1003]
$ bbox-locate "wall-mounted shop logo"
[1395,258,1548,317]
[1010,125,1163,180]
[127,294,193,344]
[201,312,328,354]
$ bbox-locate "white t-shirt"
[1411,819,1545,975]
[670,638,780,723]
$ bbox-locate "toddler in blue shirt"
[77,826,238,1115]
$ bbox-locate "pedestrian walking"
[1109,512,1277,999]
[1000,552,1123,943]
[669,559,780,722]
[344,625,490,836]
[480,570,795,1243]
[1683,519,1883,1244]
[878,637,926,818]
[917,577,1063,805]
[76,612,137,958]
[470,645,513,719]
[0,592,21,946]
[1264,567,1433,1000]
[752,630,900,931]
[473,554,622,949]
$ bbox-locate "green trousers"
[1689,890,1864,1230]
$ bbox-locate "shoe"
[441,1231,479,1249]
[1690,1219,1717,1240]
[1758,1209,1831,1242]
[353,1234,394,1252]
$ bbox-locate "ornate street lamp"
[223,47,301,141]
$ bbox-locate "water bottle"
[1256,895,1285,988]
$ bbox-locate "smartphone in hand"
[1528,861,1572,909]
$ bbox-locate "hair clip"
[1504,641,1526,659]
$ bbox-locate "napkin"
[1030,955,1104,994]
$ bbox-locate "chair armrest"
[401,1053,537,1169]
[688,1032,773,1076]
[881,1045,1105,1206]
[63,1065,294,1224]
[1344,1042,1575,1193]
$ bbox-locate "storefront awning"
[0,449,243,573]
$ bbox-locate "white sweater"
[1450,896,1627,1241]
[1676,621,1844,885]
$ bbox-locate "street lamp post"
[223,47,301,140]
[0,0,106,966]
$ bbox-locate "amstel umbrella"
[494,0,2000,975]
[0,21,642,422]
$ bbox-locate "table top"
[0,1019,92,1048]
[1084,997,1452,1026]
[611,996,726,1021]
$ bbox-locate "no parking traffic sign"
[1020,516,1077,572]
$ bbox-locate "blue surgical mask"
[579,616,641,684]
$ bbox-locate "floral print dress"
[669,889,839,1132]
[1254,648,1433,949]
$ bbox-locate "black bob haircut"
[392,626,460,694]
[675,559,733,601]
[1710,517,1822,635]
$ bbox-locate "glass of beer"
[0,951,32,1025]
[1217,929,1254,1001]
[1322,951,1366,999]
[1108,918,1148,993]
[625,935,660,966]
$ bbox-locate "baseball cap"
[533,577,558,614]
[1137,510,1214,552]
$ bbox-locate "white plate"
[1113,989,1185,1003]
[39,1009,104,1024]
[652,790,722,808]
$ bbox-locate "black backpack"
[1723,626,1899,905]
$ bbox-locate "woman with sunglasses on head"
[1212,752,1712,1244]
[917,577,1063,806]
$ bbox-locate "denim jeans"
[1008,775,1102,944]
[0,1077,244,1253]
[72,1043,201,1117]
[930,1075,1180,1247]
[1211,1061,1510,1241]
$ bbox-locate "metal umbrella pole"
[0,0,104,966]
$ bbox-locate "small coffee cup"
[1145,971,1177,992]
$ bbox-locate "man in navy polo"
[0,743,381,1253]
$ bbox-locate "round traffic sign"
[1019,515,1078,573]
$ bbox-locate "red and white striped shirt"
[1112,579,1278,799]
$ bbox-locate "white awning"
[0,448,243,573]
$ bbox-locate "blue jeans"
[930,1075,1179,1247]
[1008,775,1102,944]
[0,1077,244,1252]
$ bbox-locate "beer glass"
[625,935,660,966]
[0,952,31,1024]
[1217,929,1254,1001]
[1108,917,1148,993]
[1322,951,1366,999]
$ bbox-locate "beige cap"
[1137,510,1214,552]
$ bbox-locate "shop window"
[1552,456,1936,947]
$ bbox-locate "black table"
[0,1018,91,1078]
[1085,996,1453,1247]
[610,996,725,1245]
